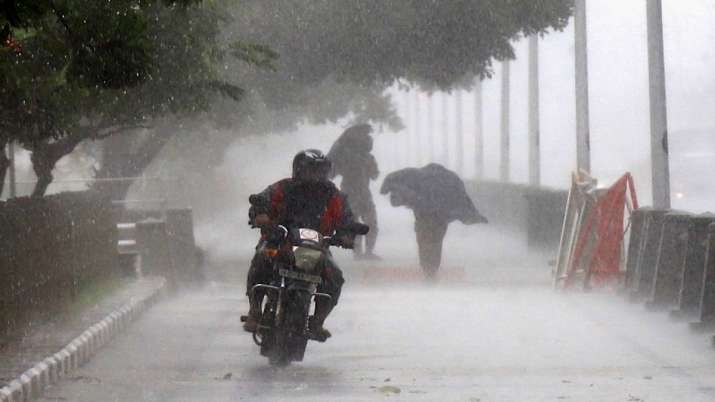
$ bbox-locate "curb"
[0,278,167,402]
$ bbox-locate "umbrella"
[380,163,487,224]
[327,124,373,177]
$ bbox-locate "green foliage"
[169,0,573,178]
[0,0,249,145]
[207,0,573,135]
[230,41,278,72]
[1,0,574,196]
[1,0,262,196]
[63,1,151,89]
[230,0,573,91]
[0,1,54,29]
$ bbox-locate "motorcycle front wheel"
[269,290,311,366]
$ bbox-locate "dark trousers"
[343,188,378,255]
[414,212,449,276]
[352,198,378,255]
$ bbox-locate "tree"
[169,0,573,157]
[227,1,572,92]
[158,0,573,186]
[3,1,573,198]
[194,0,573,151]
[0,0,261,196]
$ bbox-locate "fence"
[0,192,118,334]
[465,180,569,252]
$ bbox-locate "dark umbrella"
[327,124,373,176]
[380,163,488,224]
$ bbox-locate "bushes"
[0,191,118,334]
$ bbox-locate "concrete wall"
[465,180,568,252]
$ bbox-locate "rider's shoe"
[308,317,332,342]
[242,307,262,332]
[242,315,259,332]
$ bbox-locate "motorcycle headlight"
[293,246,323,272]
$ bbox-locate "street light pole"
[528,35,541,186]
[414,91,422,166]
[575,0,591,174]
[647,0,671,209]
[474,79,484,179]
[500,60,511,182]
[441,93,450,165]
[403,90,413,166]
[427,93,435,162]
[455,89,464,175]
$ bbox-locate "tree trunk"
[93,126,176,200]
[30,152,53,197]
[29,135,85,197]
[93,134,134,200]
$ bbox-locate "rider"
[243,149,359,341]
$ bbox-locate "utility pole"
[414,91,422,166]
[441,93,450,165]
[575,0,591,174]
[403,91,413,166]
[647,0,671,208]
[455,90,464,175]
[500,61,511,182]
[474,79,484,180]
[528,35,541,186]
[427,93,435,162]
[9,141,16,197]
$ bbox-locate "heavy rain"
[2,1,715,401]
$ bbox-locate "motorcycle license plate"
[278,268,322,284]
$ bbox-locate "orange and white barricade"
[554,172,638,290]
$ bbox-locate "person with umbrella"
[380,163,488,277]
[327,123,381,260]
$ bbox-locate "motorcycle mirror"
[344,222,370,235]
[266,225,288,245]
[249,194,266,206]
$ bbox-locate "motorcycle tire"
[266,291,311,366]
[283,291,311,362]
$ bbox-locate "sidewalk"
[0,276,165,388]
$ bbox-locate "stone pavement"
[0,276,165,388]
[39,264,715,402]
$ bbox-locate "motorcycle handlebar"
[248,194,266,206]
[337,222,370,236]
[254,222,369,249]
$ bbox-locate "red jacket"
[250,178,355,235]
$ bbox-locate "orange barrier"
[555,172,638,289]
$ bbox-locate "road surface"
[40,251,715,402]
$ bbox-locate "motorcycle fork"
[274,277,286,328]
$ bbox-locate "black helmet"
[292,149,332,182]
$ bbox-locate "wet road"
[40,254,715,402]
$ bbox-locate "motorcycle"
[241,196,369,365]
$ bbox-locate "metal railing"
[1,175,171,204]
